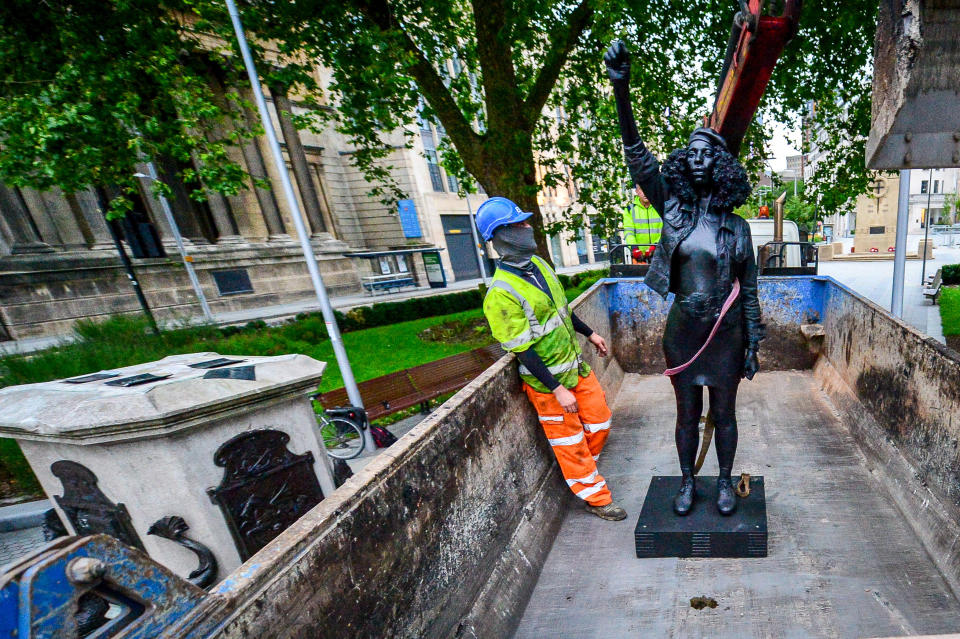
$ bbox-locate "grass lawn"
[940,286,960,352]
[0,271,606,500]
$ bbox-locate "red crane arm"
[707,0,802,157]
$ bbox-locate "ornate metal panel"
[207,429,323,560]
[51,460,145,550]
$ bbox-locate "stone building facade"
[0,61,600,341]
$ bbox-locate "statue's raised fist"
[603,40,631,82]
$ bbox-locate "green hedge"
[289,268,609,338]
[943,263,960,285]
[283,288,484,340]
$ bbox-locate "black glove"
[603,40,631,83]
[744,348,760,380]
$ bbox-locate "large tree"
[0,0,878,254]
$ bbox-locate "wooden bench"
[316,344,505,420]
[361,273,416,295]
[924,268,943,305]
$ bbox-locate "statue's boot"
[717,477,737,515]
[673,475,696,516]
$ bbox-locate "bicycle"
[311,395,368,460]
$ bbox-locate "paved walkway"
[819,239,957,343]
[0,261,606,355]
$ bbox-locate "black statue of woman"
[604,40,764,516]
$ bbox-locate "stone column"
[0,185,53,253]
[196,175,244,245]
[234,90,285,242]
[19,188,63,248]
[270,87,328,238]
[41,188,88,251]
[67,190,114,250]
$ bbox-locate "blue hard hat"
[474,197,532,241]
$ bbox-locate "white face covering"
[493,225,537,269]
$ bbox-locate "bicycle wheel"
[320,417,365,460]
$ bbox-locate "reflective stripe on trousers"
[523,371,613,506]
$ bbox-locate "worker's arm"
[515,348,561,391]
[603,40,668,214]
[571,312,608,357]
[570,312,593,337]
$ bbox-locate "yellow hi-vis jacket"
[483,256,590,393]
[621,195,662,246]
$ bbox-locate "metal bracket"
[148,516,219,589]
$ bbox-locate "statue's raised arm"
[603,40,667,215]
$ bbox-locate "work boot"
[717,477,737,515]
[673,475,696,516]
[585,501,628,521]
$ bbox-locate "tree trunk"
[471,134,554,268]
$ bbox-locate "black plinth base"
[634,475,767,558]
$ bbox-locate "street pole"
[224,0,373,452]
[891,169,910,318]
[921,168,933,284]
[464,190,489,284]
[103,212,160,336]
[135,164,214,323]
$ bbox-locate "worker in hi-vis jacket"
[475,196,627,521]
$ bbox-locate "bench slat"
[317,345,506,420]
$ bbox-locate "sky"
[768,120,799,172]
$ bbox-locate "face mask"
[493,225,537,268]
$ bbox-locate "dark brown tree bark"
[354,0,594,266]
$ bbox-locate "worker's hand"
[553,386,579,413]
[603,40,631,83]
[588,333,608,357]
[744,348,760,380]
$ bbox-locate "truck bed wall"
[169,276,960,637]
[815,278,960,599]
[171,282,621,639]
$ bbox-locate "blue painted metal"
[2,535,205,638]
[605,275,827,328]
[398,199,423,238]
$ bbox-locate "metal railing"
[758,241,818,275]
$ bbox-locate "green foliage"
[0,1,878,246]
[328,288,484,333]
[0,437,42,501]
[939,287,960,337]
[942,264,960,286]
[0,0,309,217]
[779,180,821,231]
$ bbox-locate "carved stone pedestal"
[0,353,335,584]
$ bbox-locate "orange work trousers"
[523,371,613,506]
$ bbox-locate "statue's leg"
[708,384,739,515]
[672,383,703,515]
[674,383,704,474]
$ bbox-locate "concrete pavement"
[819,238,957,343]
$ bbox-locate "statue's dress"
[661,208,744,389]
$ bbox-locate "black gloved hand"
[744,347,760,380]
[603,40,631,83]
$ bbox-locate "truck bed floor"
[514,371,960,638]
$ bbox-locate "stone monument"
[0,352,336,583]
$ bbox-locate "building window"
[425,150,445,192]
[446,172,459,193]
[934,180,941,194]
[921,180,928,194]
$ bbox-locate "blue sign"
[398,199,422,238]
